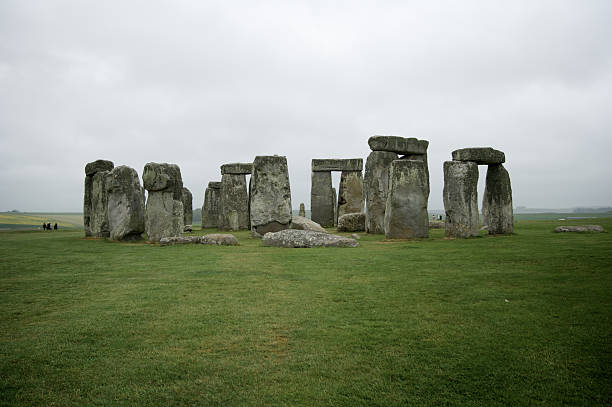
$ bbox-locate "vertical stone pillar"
[384,160,429,238]
[202,182,221,228]
[443,161,479,238]
[142,162,184,242]
[105,165,145,241]
[337,171,364,219]
[364,151,397,234]
[250,155,292,236]
[218,174,249,231]
[310,171,334,227]
[182,187,193,228]
[483,164,513,234]
[299,203,306,217]
[84,159,114,237]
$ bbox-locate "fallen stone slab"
[452,147,505,165]
[290,216,326,232]
[312,158,363,172]
[337,212,365,232]
[221,163,253,175]
[200,233,239,245]
[554,225,604,233]
[159,236,199,246]
[261,229,359,248]
[368,136,428,155]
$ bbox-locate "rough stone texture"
[261,229,359,248]
[310,171,335,227]
[554,225,604,233]
[220,163,253,175]
[202,182,221,228]
[85,159,114,176]
[443,161,479,238]
[401,153,429,194]
[337,171,364,219]
[159,236,198,246]
[368,136,429,155]
[312,158,363,172]
[452,147,505,165]
[90,171,112,237]
[290,216,326,233]
[142,162,183,200]
[299,203,306,217]
[105,166,145,241]
[337,212,366,232]
[332,187,338,226]
[218,173,249,231]
[351,233,361,240]
[250,155,292,236]
[200,233,239,245]
[182,187,193,227]
[364,151,397,234]
[384,160,429,238]
[143,162,184,242]
[84,160,114,236]
[482,164,513,234]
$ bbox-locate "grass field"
[1,219,611,405]
[0,213,83,230]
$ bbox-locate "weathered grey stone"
[218,173,249,231]
[384,160,429,238]
[145,192,184,242]
[401,153,429,194]
[159,236,199,246]
[310,171,335,227]
[90,171,112,237]
[337,171,364,219]
[443,161,479,238]
[364,151,397,234]
[482,164,513,234]
[220,163,253,175]
[337,212,366,232]
[85,159,114,176]
[182,187,193,227]
[368,136,428,155]
[312,158,363,172]
[290,216,326,233]
[184,225,193,232]
[202,182,221,228]
[299,203,306,218]
[351,233,361,240]
[452,147,505,165]
[554,225,604,233]
[105,166,145,241]
[261,229,359,248]
[250,155,292,236]
[200,233,239,245]
[142,162,183,200]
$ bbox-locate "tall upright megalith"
[182,187,193,227]
[299,203,306,218]
[384,160,429,239]
[84,159,114,237]
[202,181,221,228]
[364,151,397,234]
[337,171,364,219]
[310,171,334,227]
[142,162,184,242]
[482,164,513,234]
[443,161,479,238]
[250,155,292,236]
[105,165,145,241]
[218,163,251,231]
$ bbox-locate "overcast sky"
[1,1,611,212]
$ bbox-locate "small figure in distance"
[438,214,443,221]
[53,223,58,230]
[42,222,47,230]
[47,222,52,231]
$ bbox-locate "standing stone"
[182,187,193,228]
[384,160,429,239]
[401,152,429,195]
[143,162,184,242]
[105,165,145,241]
[90,171,112,237]
[337,171,364,219]
[443,161,479,238]
[482,164,513,234]
[311,171,334,227]
[299,203,306,218]
[202,181,221,228]
[84,159,114,237]
[364,151,397,234]
[250,155,292,236]
[218,173,249,231]
[332,187,338,226]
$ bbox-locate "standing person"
[42,223,47,230]
[53,223,58,230]
[47,222,51,230]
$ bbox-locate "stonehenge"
[364,151,397,233]
[482,163,513,234]
[250,155,292,236]
[182,187,193,230]
[218,163,251,231]
[142,162,184,242]
[443,161,479,238]
[311,171,335,227]
[105,166,145,241]
[337,212,366,233]
[202,181,221,228]
[299,203,306,217]
[84,159,114,237]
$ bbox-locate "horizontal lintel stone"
[452,147,505,165]
[220,163,253,175]
[368,136,428,155]
[312,158,363,172]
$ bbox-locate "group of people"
[42,222,58,230]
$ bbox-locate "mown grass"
[0,213,83,230]
[0,219,611,406]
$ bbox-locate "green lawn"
[0,219,610,406]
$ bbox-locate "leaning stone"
[368,136,428,155]
[261,229,359,248]
[312,158,363,172]
[200,233,239,245]
[337,171,364,219]
[337,212,365,232]
[202,182,221,228]
[250,155,292,236]
[452,147,505,165]
[290,216,326,233]
[554,225,604,233]
[218,173,249,231]
[384,160,429,238]
[299,203,306,218]
[182,187,193,227]
[443,161,479,238]
[105,166,145,241]
[364,151,397,234]
[220,163,253,175]
[85,159,114,176]
[482,164,513,234]
[310,171,335,227]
